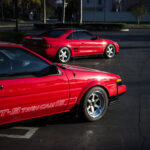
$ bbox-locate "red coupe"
[23,28,119,63]
[0,42,126,125]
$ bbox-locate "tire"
[80,87,108,121]
[104,44,116,59]
[57,47,71,63]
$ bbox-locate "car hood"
[57,63,100,72]
[57,63,120,79]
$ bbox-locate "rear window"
[41,30,67,38]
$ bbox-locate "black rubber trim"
[108,83,125,105]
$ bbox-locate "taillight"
[24,36,31,39]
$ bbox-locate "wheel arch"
[104,43,116,52]
[76,81,109,105]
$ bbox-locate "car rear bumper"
[45,48,59,58]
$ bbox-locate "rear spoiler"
[24,36,43,40]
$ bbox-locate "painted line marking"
[0,126,39,139]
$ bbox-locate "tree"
[46,1,55,19]
[0,0,43,20]
[80,0,83,24]
[32,0,41,5]
[15,0,18,31]
[0,0,12,19]
[65,0,80,22]
[131,5,147,24]
[20,0,42,20]
[43,0,46,24]
[55,0,79,23]
[62,0,65,23]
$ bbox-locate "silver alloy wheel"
[86,91,105,118]
[105,44,116,58]
[58,47,70,63]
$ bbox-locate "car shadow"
[44,54,105,64]
[0,111,86,129]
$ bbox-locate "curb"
[120,28,130,32]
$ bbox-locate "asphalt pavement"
[0,29,150,150]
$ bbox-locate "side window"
[67,32,79,39]
[0,47,50,77]
[0,52,11,75]
[78,31,95,40]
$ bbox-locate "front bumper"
[109,84,126,105]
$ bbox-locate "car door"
[77,31,101,56]
[66,31,81,57]
[0,47,69,125]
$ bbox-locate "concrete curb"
[120,28,130,32]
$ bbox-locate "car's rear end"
[23,36,51,57]
[23,29,72,58]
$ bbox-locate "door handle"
[0,85,3,89]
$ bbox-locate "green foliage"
[32,0,41,5]
[0,0,56,21]
[131,5,147,24]
[46,1,55,19]
[0,0,42,20]
[2,0,12,5]
[0,31,25,43]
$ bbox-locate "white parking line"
[0,126,39,139]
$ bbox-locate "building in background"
[83,0,150,22]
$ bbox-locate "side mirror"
[33,65,59,77]
[49,65,59,75]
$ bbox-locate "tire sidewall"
[104,44,116,59]
[81,87,108,121]
[57,47,71,63]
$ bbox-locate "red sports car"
[0,42,126,125]
[23,28,119,63]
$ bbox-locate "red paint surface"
[23,29,119,58]
[0,44,125,125]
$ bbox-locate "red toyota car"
[23,28,119,63]
[0,42,126,125]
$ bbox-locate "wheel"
[104,44,116,59]
[80,87,108,121]
[57,47,71,63]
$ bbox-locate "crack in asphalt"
[138,94,145,150]
[138,56,150,150]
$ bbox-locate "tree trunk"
[1,2,4,20]
[137,16,141,24]
[43,0,46,24]
[63,0,66,24]
[15,0,19,31]
[13,4,15,18]
[80,0,83,24]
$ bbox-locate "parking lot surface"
[0,30,150,150]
